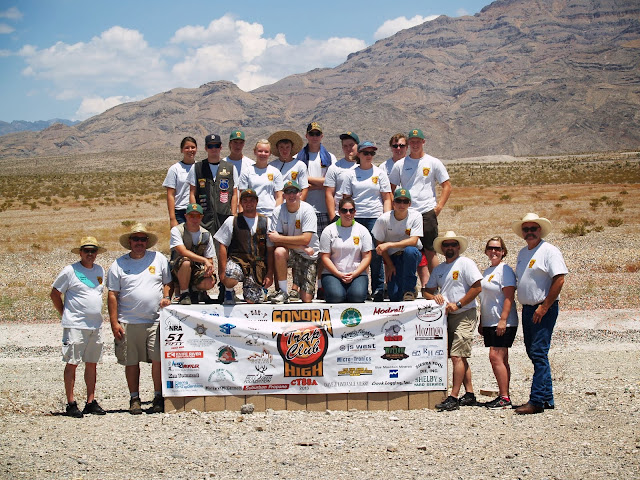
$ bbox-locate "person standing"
[106,224,172,415]
[50,236,107,418]
[238,139,284,218]
[380,133,408,178]
[268,130,309,200]
[324,131,360,221]
[512,213,568,415]
[163,136,197,228]
[423,231,482,411]
[224,129,254,179]
[479,236,518,409]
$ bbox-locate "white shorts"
[62,327,103,365]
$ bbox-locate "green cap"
[230,130,245,140]
[186,203,204,215]
[282,180,301,192]
[407,128,425,139]
[240,189,258,199]
[394,188,411,200]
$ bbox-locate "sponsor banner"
[160,300,446,396]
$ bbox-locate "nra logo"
[165,351,204,359]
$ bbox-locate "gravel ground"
[1,310,639,480]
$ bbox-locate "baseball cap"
[357,141,378,152]
[230,130,246,141]
[306,122,322,133]
[205,134,221,145]
[240,189,258,200]
[394,188,411,200]
[407,128,425,139]
[186,203,204,215]
[282,180,302,192]
[339,131,360,144]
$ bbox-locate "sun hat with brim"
[433,231,469,255]
[512,212,552,239]
[118,223,158,249]
[268,130,304,156]
[71,236,106,254]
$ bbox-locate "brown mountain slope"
[1,0,638,160]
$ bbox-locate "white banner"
[160,300,447,396]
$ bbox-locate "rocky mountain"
[0,119,78,136]
[1,0,638,160]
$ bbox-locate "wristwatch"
[456,301,462,309]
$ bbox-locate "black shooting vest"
[228,214,268,284]
[193,159,235,234]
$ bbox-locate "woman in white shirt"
[479,236,519,409]
[238,139,284,217]
[319,198,373,303]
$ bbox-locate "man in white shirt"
[512,213,568,415]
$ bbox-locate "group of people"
[51,122,568,418]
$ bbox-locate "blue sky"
[0,0,492,123]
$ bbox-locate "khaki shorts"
[114,323,160,366]
[447,308,477,358]
[288,250,317,296]
[62,327,103,365]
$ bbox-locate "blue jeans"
[355,218,384,294]
[522,301,558,407]
[174,209,187,224]
[321,274,368,303]
[387,246,421,301]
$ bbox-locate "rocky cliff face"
[2,0,638,159]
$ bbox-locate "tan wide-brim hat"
[512,212,552,239]
[71,236,107,254]
[268,130,304,156]
[433,231,469,255]
[118,223,158,249]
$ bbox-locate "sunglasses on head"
[130,236,148,242]
[441,242,459,248]
[391,144,407,149]
[339,207,356,214]
[360,151,376,157]
[394,198,410,204]
[308,131,322,137]
[522,226,540,233]
[207,143,222,149]
[81,248,98,253]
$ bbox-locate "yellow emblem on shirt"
[528,259,536,268]
[423,168,431,176]
[405,228,411,236]
[372,176,379,184]
[353,236,360,245]
[97,276,103,285]
[149,266,156,275]
[268,173,274,181]
[295,219,301,229]
[452,271,459,281]
[488,274,494,283]
[291,171,298,180]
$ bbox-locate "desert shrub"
[121,220,136,227]
[500,194,511,202]
[607,218,623,227]
[562,218,595,237]
[559,195,568,200]
[620,189,628,195]
[452,205,464,214]
[605,199,623,212]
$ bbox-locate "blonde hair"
[253,139,271,152]
[485,236,508,258]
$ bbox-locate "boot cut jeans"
[354,218,384,295]
[387,246,421,301]
[521,300,558,407]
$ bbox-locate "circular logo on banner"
[340,307,362,327]
[416,304,444,323]
[277,324,328,368]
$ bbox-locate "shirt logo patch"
[220,179,229,190]
[268,173,274,181]
[422,168,431,176]
[452,271,459,281]
[405,228,411,236]
[488,274,494,283]
[97,276,103,285]
[198,178,206,188]
[291,171,298,180]
[353,236,360,245]
[295,219,301,229]
[149,266,156,275]
[528,259,536,268]
[372,176,379,185]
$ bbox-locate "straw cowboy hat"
[268,130,304,156]
[433,231,469,255]
[118,223,158,249]
[512,213,552,239]
[71,236,106,254]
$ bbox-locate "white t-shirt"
[324,158,359,212]
[426,256,483,313]
[515,240,568,305]
[339,165,391,218]
[224,156,254,179]
[52,262,105,329]
[269,159,310,189]
[379,157,396,178]
[388,154,449,213]
[319,221,373,275]
[274,200,320,260]
[238,164,284,216]
[169,226,216,259]
[186,160,239,188]
[213,215,274,248]
[106,251,171,324]
[480,263,519,327]
[297,150,336,214]
[163,162,193,210]
[371,209,424,255]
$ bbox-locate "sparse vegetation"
[562,218,597,237]
[607,218,623,227]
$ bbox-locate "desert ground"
[0,150,638,479]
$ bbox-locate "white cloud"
[0,7,22,20]
[374,15,440,40]
[0,23,14,34]
[456,8,470,16]
[0,49,11,57]
[74,95,140,120]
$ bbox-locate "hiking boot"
[223,290,235,305]
[544,402,555,410]
[198,291,217,304]
[316,288,324,300]
[484,396,512,409]
[402,291,416,301]
[178,292,191,305]
[151,395,164,414]
[129,396,143,415]
[271,290,289,304]
[82,399,106,415]
[65,401,83,418]
[288,290,300,302]
[459,392,477,406]
[373,290,384,302]
[217,284,226,303]
[435,395,460,411]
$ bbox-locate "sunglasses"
[522,226,540,233]
[283,189,299,195]
[308,131,322,137]
[441,242,459,248]
[339,207,356,214]
[391,144,407,149]
[360,151,376,156]
[486,246,502,251]
[130,236,148,242]
[207,143,222,149]
[81,248,98,254]
[394,198,410,204]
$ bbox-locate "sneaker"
[65,401,83,418]
[129,396,143,415]
[373,290,384,302]
[484,396,512,409]
[223,290,235,305]
[151,395,164,414]
[459,392,477,406]
[82,399,106,415]
[316,288,325,301]
[271,290,289,304]
[435,395,460,411]
[288,290,300,302]
[178,292,191,305]
[402,291,416,301]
